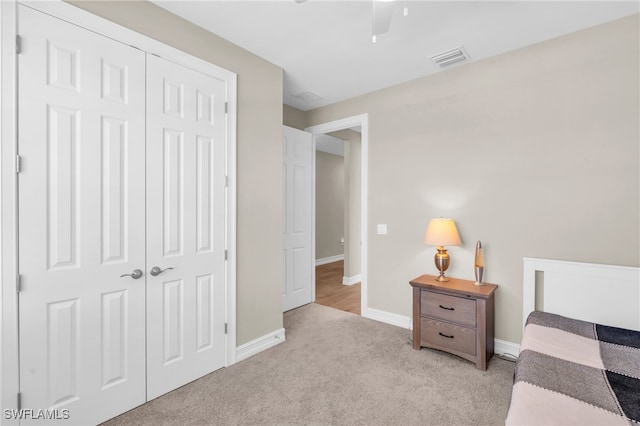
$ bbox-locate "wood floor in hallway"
[315,260,361,315]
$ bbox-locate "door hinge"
[224,323,228,334]
[225,175,228,188]
[224,249,228,261]
[16,35,21,54]
[16,275,22,293]
[224,102,228,114]
[17,392,22,410]
[16,155,22,174]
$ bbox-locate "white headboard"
[523,257,640,331]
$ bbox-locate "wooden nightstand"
[410,275,498,370]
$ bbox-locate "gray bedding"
[505,311,640,425]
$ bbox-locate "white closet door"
[145,54,227,400]
[17,5,146,425]
[282,126,313,311]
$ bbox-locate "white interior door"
[145,54,227,400]
[17,5,146,424]
[282,126,313,311]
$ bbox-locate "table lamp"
[424,218,462,282]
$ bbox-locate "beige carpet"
[102,303,515,425]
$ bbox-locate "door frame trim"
[0,0,238,412]
[306,114,369,317]
[0,0,20,416]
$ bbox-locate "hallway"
[315,260,361,315]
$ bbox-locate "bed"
[505,258,640,425]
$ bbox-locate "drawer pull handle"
[439,305,455,311]
[438,332,454,339]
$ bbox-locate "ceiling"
[151,1,639,111]
[316,133,345,156]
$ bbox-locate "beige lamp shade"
[424,218,461,246]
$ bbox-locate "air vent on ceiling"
[430,46,470,68]
[290,90,323,104]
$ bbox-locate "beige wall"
[69,0,285,346]
[306,15,640,344]
[339,131,362,280]
[283,105,307,130]
[315,151,345,260]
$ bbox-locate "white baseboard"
[364,307,412,329]
[315,255,344,266]
[235,328,286,363]
[342,275,361,286]
[364,307,521,358]
[495,338,520,358]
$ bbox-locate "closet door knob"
[120,269,143,279]
[150,266,174,276]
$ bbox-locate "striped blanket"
[506,311,640,425]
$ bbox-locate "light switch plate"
[377,224,387,235]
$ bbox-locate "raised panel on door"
[18,5,146,425]
[146,54,227,400]
[282,126,313,311]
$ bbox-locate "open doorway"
[307,114,368,317]
[314,134,361,315]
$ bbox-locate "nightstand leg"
[412,287,421,349]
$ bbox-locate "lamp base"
[434,246,450,282]
[435,274,449,282]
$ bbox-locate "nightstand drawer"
[421,291,476,326]
[420,318,476,356]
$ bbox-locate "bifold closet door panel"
[17,5,147,425]
[145,54,227,400]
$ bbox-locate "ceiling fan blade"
[373,1,395,36]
